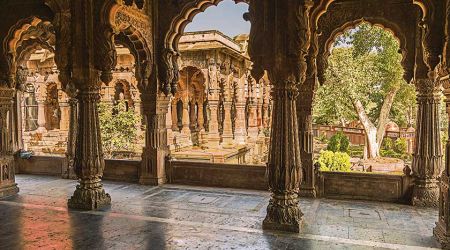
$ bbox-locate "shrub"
[98,101,140,158]
[382,137,394,151]
[394,138,407,154]
[317,150,351,172]
[327,131,350,153]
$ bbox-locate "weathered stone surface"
[0,175,441,249]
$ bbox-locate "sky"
[184,0,250,38]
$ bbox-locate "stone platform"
[0,175,441,249]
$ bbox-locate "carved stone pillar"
[166,101,174,149]
[197,101,205,131]
[207,99,221,148]
[222,101,234,145]
[298,77,316,198]
[247,78,259,140]
[0,87,19,198]
[434,76,450,248]
[263,78,303,233]
[189,102,196,130]
[412,78,443,207]
[36,99,47,132]
[139,94,170,185]
[171,101,179,131]
[181,100,190,134]
[234,102,247,145]
[68,83,111,209]
[59,92,70,131]
[63,97,77,180]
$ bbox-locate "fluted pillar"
[171,101,179,131]
[0,87,19,198]
[36,99,46,132]
[197,102,205,131]
[411,78,443,207]
[298,76,316,197]
[263,79,303,232]
[181,100,190,134]
[207,99,220,148]
[59,92,70,131]
[68,83,111,209]
[434,76,450,248]
[222,101,234,145]
[139,94,170,185]
[63,97,77,180]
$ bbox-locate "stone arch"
[3,16,55,88]
[317,18,412,84]
[165,0,249,52]
[113,79,135,110]
[161,0,249,95]
[310,0,432,31]
[99,0,152,87]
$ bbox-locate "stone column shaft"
[222,101,234,144]
[171,102,179,131]
[36,100,46,131]
[68,86,111,210]
[181,101,190,134]
[412,78,443,207]
[263,81,303,233]
[63,97,77,179]
[139,94,170,185]
[198,102,205,131]
[207,99,220,148]
[298,78,316,198]
[0,87,19,198]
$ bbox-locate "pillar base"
[139,176,166,186]
[68,180,111,210]
[0,183,19,199]
[412,179,439,207]
[262,193,303,233]
[434,223,450,249]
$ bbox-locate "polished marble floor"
[0,175,442,249]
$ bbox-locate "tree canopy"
[313,23,416,158]
[313,23,415,128]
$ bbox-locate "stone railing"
[314,166,414,203]
[166,159,268,190]
[16,155,139,183]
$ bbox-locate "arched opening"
[313,22,417,173]
[98,44,142,160]
[165,0,272,165]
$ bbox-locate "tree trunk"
[353,100,379,159]
[376,87,399,147]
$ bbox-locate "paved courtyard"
[0,175,441,249]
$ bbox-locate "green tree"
[98,101,140,158]
[314,23,408,159]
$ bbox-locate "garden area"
[312,23,448,174]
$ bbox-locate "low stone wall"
[316,171,414,203]
[17,156,139,183]
[167,160,268,190]
[17,155,65,176]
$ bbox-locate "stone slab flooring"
[0,175,441,250]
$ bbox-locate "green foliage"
[313,23,414,134]
[382,137,395,151]
[317,150,351,172]
[98,101,140,158]
[380,137,410,160]
[317,133,328,143]
[326,132,350,153]
[394,138,407,154]
[348,145,364,158]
